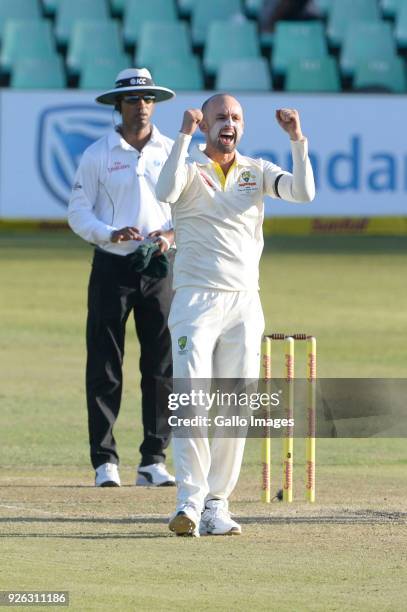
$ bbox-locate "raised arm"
[156,109,203,204]
[264,109,315,203]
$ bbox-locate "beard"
[208,121,242,153]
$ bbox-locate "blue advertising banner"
[0,90,406,219]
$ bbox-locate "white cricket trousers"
[168,288,265,512]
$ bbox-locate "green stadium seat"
[11,57,65,89]
[395,4,407,47]
[327,0,380,47]
[314,0,335,17]
[150,56,204,90]
[0,0,40,42]
[204,20,260,76]
[42,0,60,17]
[0,20,57,74]
[341,21,397,77]
[245,0,263,18]
[285,57,341,92]
[259,32,274,48]
[135,22,191,67]
[191,0,242,46]
[271,21,328,76]
[67,20,123,76]
[353,57,407,92]
[123,0,177,47]
[216,58,272,91]
[178,0,195,17]
[110,0,126,17]
[382,0,406,19]
[55,0,109,47]
[80,55,132,89]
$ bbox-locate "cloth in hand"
[128,242,169,278]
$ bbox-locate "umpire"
[68,68,176,487]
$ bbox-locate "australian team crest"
[237,169,258,192]
[37,105,111,207]
[178,336,188,354]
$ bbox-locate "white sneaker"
[169,504,200,537]
[199,499,242,536]
[95,463,121,487]
[136,463,175,487]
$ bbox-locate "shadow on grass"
[0,517,166,524]
[0,510,406,529]
[0,485,146,489]
[0,533,170,540]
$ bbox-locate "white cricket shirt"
[156,133,315,291]
[68,125,173,255]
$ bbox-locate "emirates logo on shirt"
[108,161,131,173]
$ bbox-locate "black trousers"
[86,248,174,469]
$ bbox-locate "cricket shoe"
[95,463,121,487]
[169,504,200,537]
[136,462,176,487]
[199,499,242,536]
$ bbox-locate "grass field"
[1,231,406,611]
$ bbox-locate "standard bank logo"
[37,105,111,206]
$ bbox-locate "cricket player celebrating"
[156,94,315,536]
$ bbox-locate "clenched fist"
[181,109,203,136]
[276,108,304,141]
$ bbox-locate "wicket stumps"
[261,333,316,503]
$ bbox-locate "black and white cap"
[96,68,175,105]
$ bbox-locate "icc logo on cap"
[37,104,111,206]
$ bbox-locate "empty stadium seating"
[395,3,407,47]
[55,0,109,47]
[80,56,131,89]
[0,0,405,93]
[216,57,272,91]
[0,0,41,43]
[191,0,242,46]
[42,0,59,18]
[353,57,407,92]
[327,0,380,47]
[0,20,57,74]
[151,56,204,90]
[271,21,328,76]
[110,0,126,18]
[285,57,341,92]
[245,0,263,19]
[178,0,194,18]
[123,0,178,47]
[382,0,407,19]
[341,21,397,77]
[314,0,335,18]
[11,56,65,89]
[135,22,192,68]
[67,20,124,76]
[204,20,260,76]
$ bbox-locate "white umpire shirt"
[68,125,174,256]
[156,133,315,291]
